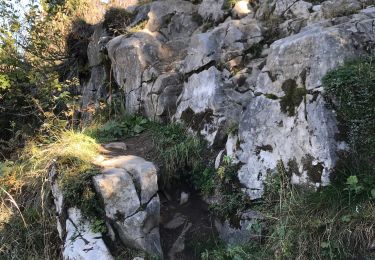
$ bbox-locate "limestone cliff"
[81,0,375,199]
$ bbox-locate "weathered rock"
[236,90,343,199]
[274,0,312,20]
[114,196,162,257]
[64,208,114,260]
[265,25,368,91]
[87,24,108,68]
[104,142,127,151]
[95,155,162,257]
[182,16,263,73]
[80,65,108,123]
[141,72,183,122]
[198,0,226,23]
[99,155,158,204]
[146,0,199,39]
[179,191,189,205]
[164,213,186,229]
[168,223,192,260]
[175,66,242,145]
[93,168,140,219]
[321,0,362,18]
[107,32,165,114]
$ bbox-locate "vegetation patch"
[323,57,375,164]
[196,156,250,221]
[103,7,134,36]
[280,79,307,116]
[151,122,204,187]
[87,114,149,142]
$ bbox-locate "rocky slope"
[81,0,375,201]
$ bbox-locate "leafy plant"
[88,115,148,142]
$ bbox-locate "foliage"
[0,0,92,157]
[151,122,204,187]
[323,57,375,163]
[202,159,375,259]
[87,114,149,142]
[280,79,306,116]
[202,156,250,220]
[60,166,106,233]
[222,0,239,10]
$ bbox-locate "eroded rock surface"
[81,0,375,200]
[50,153,162,259]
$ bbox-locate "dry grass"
[0,130,100,259]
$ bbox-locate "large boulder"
[96,156,163,257]
[199,0,226,22]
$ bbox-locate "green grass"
[150,122,204,187]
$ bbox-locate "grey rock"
[87,24,107,68]
[103,142,127,151]
[49,166,113,260]
[183,16,263,73]
[115,196,162,258]
[164,213,187,229]
[107,32,164,114]
[266,25,365,90]
[168,223,192,260]
[199,0,226,23]
[175,66,242,145]
[99,155,158,204]
[141,72,183,122]
[93,168,140,219]
[80,65,108,123]
[146,0,199,39]
[321,0,362,18]
[63,208,114,260]
[274,0,312,20]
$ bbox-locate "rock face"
[81,1,375,201]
